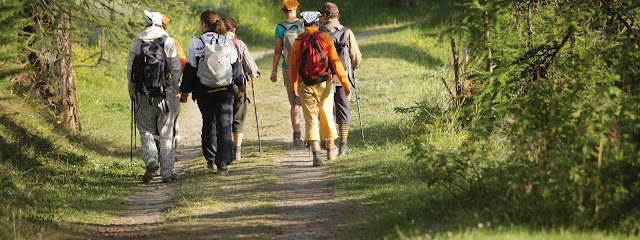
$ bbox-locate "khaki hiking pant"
[298,80,338,142]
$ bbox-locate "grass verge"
[323,13,636,240]
[0,61,142,239]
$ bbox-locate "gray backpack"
[279,20,304,66]
[197,35,233,88]
[320,26,351,74]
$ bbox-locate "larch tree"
[1,0,189,132]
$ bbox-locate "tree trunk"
[28,2,82,132]
[450,18,462,98]
[486,11,494,84]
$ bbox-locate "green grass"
[0,63,141,239]
[320,9,635,240]
[166,0,442,54]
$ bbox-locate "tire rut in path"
[274,144,340,240]
[273,28,396,239]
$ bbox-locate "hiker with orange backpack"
[270,0,305,146]
[160,13,187,148]
[222,17,260,162]
[319,2,362,155]
[289,11,351,166]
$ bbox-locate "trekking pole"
[130,99,134,164]
[134,98,137,150]
[350,70,366,147]
[247,74,263,156]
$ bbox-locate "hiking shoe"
[217,165,229,175]
[162,172,178,183]
[142,160,159,184]
[293,131,303,146]
[313,151,323,167]
[338,142,350,156]
[207,161,214,170]
[233,146,241,162]
[327,145,338,161]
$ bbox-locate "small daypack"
[319,26,351,73]
[279,20,304,66]
[132,36,172,100]
[297,32,332,86]
[197,34,233,88]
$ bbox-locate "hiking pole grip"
[351,69,366,147]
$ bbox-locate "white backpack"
[197,35,233,88]
[279,20,304,66]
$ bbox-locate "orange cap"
[161,13,170,25]
[282,0,299,10]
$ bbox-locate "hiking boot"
[327,145,338,161]
[162,172,178,183]
[338,142,350,156]
[142,160,159,184]
[233,146,241,162]
[207,161,214,170]
[312,151,323,167]
[293,131,303,146]
[217,165,228,175]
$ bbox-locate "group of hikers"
[127,0,362,183]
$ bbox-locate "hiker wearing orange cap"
[270,0,305,147]
[161,14,187,72]
[160,13,187,149]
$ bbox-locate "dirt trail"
[272,28,391,239]
[95,26,399,239]
[95,100,203,239]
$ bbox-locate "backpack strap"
[295,19,304,29]
[279,19,305,31]
[198,36,209,47]
[216,35,226,45]
[339,26,350,42]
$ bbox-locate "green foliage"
[408,0,640,232]
[0,0,29,78]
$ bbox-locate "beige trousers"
[298,80,338,142]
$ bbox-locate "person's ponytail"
[214,20,227,35]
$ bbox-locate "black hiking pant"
[197,86,234,169]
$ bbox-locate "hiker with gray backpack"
[180,10,245,174]
[319,2,363,155]
[270,0,305,146]
[127,10,182,183]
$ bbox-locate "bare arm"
[270,38,282,82]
